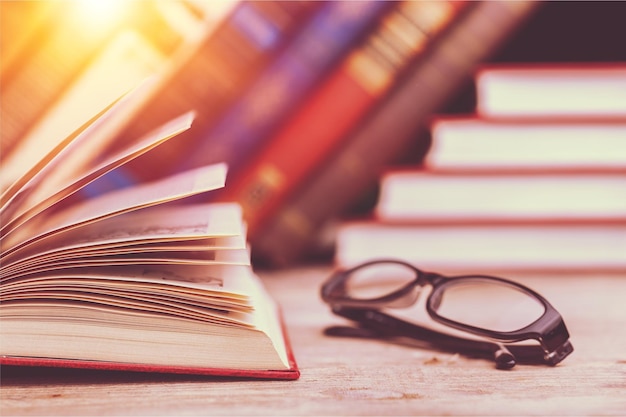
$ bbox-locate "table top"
[2,265,625,416]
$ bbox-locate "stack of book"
[335,64,626,274]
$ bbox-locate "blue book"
[180,1,392,183]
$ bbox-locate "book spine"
[176,1,394,182]
[220,1,468,237]
[250,0,540,267]
[96,1,319,188]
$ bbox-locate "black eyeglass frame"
[321,259,573,368]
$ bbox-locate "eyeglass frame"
[321,259,574,369]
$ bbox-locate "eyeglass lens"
[432,279,546,332]
[344,262,418,300]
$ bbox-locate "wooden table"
[2,265,625,416]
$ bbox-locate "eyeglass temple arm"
[330,307,546,369]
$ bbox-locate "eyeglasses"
[321,259,573,369]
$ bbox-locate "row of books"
[335,65,626,274]
[230,0,539,266]
[0,1,538,378]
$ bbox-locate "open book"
[0,84,299,379]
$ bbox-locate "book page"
[2,163,228,253]
[3,203,246,269]
[0,93,124,209]
[1,266,261,327]
[0,79,188,238]
[2,262,260,307]
[242,271,290,368]
[4,238,247,277]
[7,246,251,280]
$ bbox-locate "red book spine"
[222,67,376,236]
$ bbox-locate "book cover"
[475,63,626,118]
[220,1,469,238]
[176,1,394,183]
[250,0,539,267]
[0,86,299,380]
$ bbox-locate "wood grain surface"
[2,265,625,416]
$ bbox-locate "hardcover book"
[426,116,626,170]
[335,219,626,273]
[475,63,626,117]
[0,87,299,380]
[375,169,626,222]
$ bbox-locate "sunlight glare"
[70,0,130,29]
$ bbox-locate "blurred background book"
[2,1,626,271]
[250,0,539,266]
